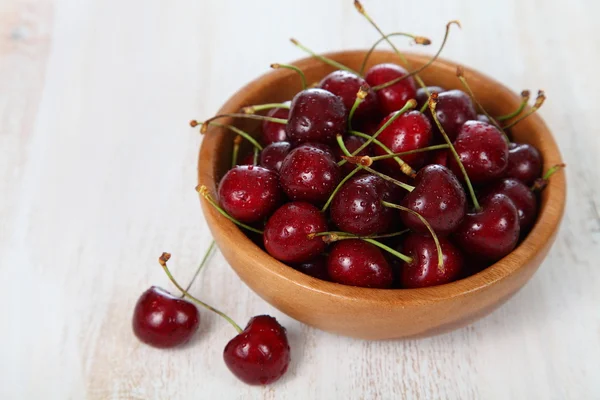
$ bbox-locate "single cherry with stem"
[365,63,417,116]
[327,239,394,288]
[197,185,264,234]
[480,177,538,234]
[319,72,379,124]
[428,90,477,142]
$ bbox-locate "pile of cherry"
[132,1,564,387]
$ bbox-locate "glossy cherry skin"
[261,103,290,145]
[132,287,199,348]
[334,135,371,175]
[285,88,347,146]
[259,142,291,172]
[448,121,509,185]
[365,63,417,115]
[400,164,467,236]
[292,255,330,281]
[416,86,445,110]
[278,144,340,204]
[218,165,283,223]
[481,178,537,233]
[505,142,543,185]
[223,315,290,385]
[430,90,477,141]
[398,234,464,288]
[331,174,396,236]
[374,110,433,171]
[327,239,393,288]
[264,202,327,263]
[319,70,379,122]
[453,193,520,261]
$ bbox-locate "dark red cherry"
[481,178,537,233]
[264,202,327,263]
[505,142,543,185]
[427,148,449,167]
[285,88,347,146]
[416,86,445,110]
[218,165,282,223]
[374,110,433,171]
[261,103,290,145]
[319,70,379,122]
[223,315,290,385]
[398,233,464,288]
[365,63,417,115]
[132,286,200,348]
[448,121,509,185]
[278,144,340,204]
[259,142,291,172]
[334,135,371,175]
[400,164,466,236]
[331,174,395,236]
[453,193,520,261]
[238,153,256,166]
[292,255,330,281]
[430,89,477,141]
[327,239,393,288]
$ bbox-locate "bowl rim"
[198,50,566,305]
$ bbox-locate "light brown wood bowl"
[197,51,566,340]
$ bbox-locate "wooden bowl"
[197,51,566,340]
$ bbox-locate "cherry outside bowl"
[197,51,566,340]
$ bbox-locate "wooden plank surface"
[1,0,598,398]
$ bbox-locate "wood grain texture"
[0,0,598,398]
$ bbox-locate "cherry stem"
[365,143,450,161]
[271,63,307,90]
[194,113,287,134]
[359,32,431,76]
[372,21,460,91]
[253,147,259,166]
[241,103,290,115]
[350,130,416,177]
[232,135,242,168]
[496,90,531,121]
[290,38,360,75]
[531,163,566,192]
[196,121,263,151]
[382,201,444,271]
[159,253,243,334]
[363,238,413,263]
[315,232,413,263]
[456,66,509,142]
[196,185,264,234]
[429,93,481,210]
[182,241,216,295]
[321,164,362,212]
[502,90,546,129]
[309,230,409,241]
[348,85,369,131]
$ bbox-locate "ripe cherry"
[238,153,255,166]
[278,144,340,204]
[430,89,477,141]
[331,174,396,236]
[365,63,417,115]
[218,165,282,223]
[223,315,291,385]
[334,136,371,175]
[285,88,347,146]
[448,120,509,185]
[398,234,464,288]
[427,148,449,167]
[292,255,330,281]
[262,103,290,145]
[259,142,292,172]
[264,202,328,263]
[481,178,537,233]
[319,70,379,122]
[132,286,200,348]
[505,142,543,185]
[327,239,393,288]
[416,86,445,110]
[453,193,520,261]
[400,164,466,236]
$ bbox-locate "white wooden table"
[2,0,599,398]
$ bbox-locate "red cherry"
[481,178,537,233]
[278,144,340,204]
[132,286,199,348]
[448,120,509,184]
[319,70,379,122]
[365,63,417,115]
[374,110,433,171]
[327,239,393,288]
[237,153,255,166]
[223,315,290,385]
[285,88,347,146]
[430,90,477,141]
[218,165,282,223]
[416,86,445,110]
[399,234,464,288]
[331,174,396,236]
[292,255,330,281]
[453,193,520,261]
[262,104,290,145]
[505,142,543,185]
[259,141,292,172]
[427,148,449,167]
[333,136,371,175]
[264,202,328,263]
[400,164,467,236]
